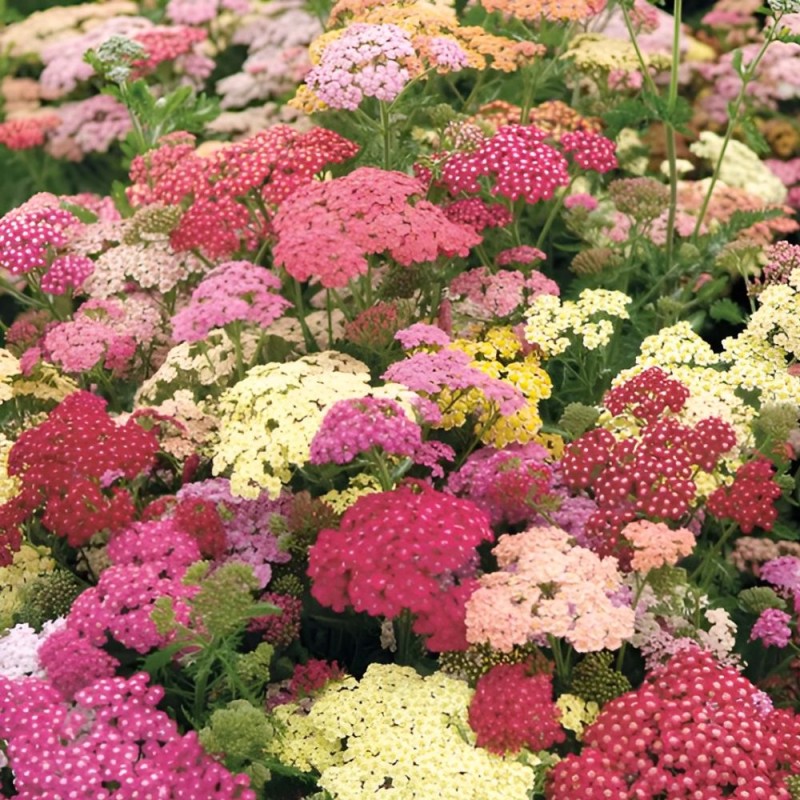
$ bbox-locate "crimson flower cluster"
[562,369,737,561]
[0,672,255,799]
[307,482,493,651]
[468,663,564,755]
[127,126,358,259]
[272,167,481,288]
[0,392,159,558]
[433,125,617,206]
[547,647,800,798]
[707,457,783,533]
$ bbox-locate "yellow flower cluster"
[555,694,599,740]
[563,33,670,77]
[0,544,55,630]
[523,289,631,358]
[321,473,383,513]
[0,348,76,427]
[450,326,553,446]
[0,435,20,507]
[211,352,375,499]
[269,664,537,800]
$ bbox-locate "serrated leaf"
[709,298,746,324]
[739,116,770,155]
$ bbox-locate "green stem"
[691,15,783,240]
[290,277,319,353]
[690,521,738,593]
[379,101,392,170]
[395,609,416,666]
[535,176,576,251]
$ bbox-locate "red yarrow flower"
[707,457,783,533]
[468,663,565,755]
[307,482,492,650]
[0,392,159,549]
[547,647,800,799]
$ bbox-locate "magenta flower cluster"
[170,260,291,342]
[310,396,454,476]
[0,672,255,799]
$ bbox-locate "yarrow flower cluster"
[0,392,159,554]
[467,663,565,755]
[127,126,359,259]
[0,193,88,291]
[547,647,800,798]
[523,289,631,357]
[707,457,783,533]
[0,672,256,799]
[561,368,738,560]
[268,664,538,799]
[308,482,493,651]
[171,260,291,343]
[272,167,480,287]
[212,352,375,499]
[309,396,454,477]
[305,24,417,110]
[465,525,635,653]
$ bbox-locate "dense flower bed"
[0,0,800,797]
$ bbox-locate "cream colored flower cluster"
[268,664,537,800]
[690,132,788,204]
[211,352,376,499]
[523,289,631,358]
[465,526,635,653]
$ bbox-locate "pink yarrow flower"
[272,167,480,287]
[170,260,291,342]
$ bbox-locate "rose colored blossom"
[273,168,480,287]
[0,672,256,798]
[307,482,493,651]
[496,245,547,266]
[468,663,564,755]
[249,592,302,648]
[0,115,60,150]
[171,260,291,342]
[750,608,793,648]
[560,130,618,173]
[564,192,599,210]
[394,322,451,350]
[39,254,94,294]
[128,126,359,260]
[0,194,82,276]
[439,125,570,205]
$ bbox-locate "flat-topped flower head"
[273,167,480,287]
[171,261,291,343]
